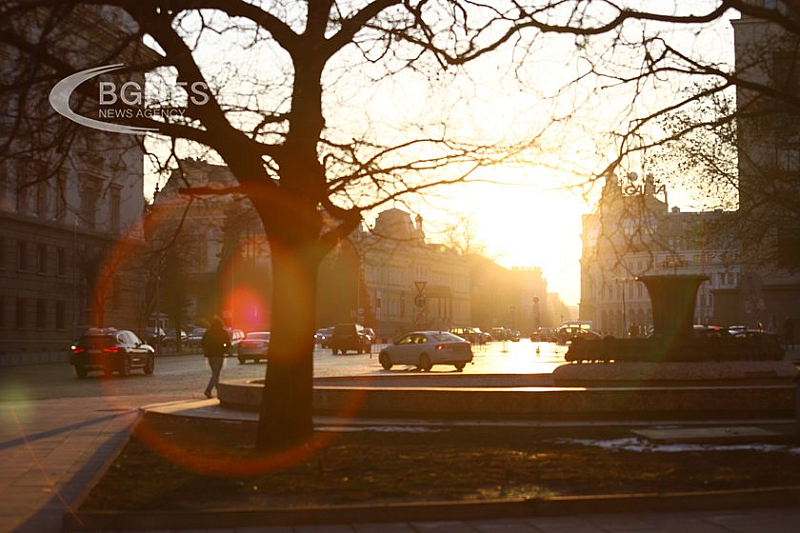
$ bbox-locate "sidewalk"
[3,395,800,532]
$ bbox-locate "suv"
[330,323,371,355]
[70,328,155,379]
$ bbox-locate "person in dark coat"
[201,317,230,399]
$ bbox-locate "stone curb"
[63,485,800,531]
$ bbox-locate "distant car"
[693,325,727,337]
[187,328,206,347]
[330,323,371,355]
[70,328,155,378]
[237,331,271,364]
[225,328,245,355]
[315,327,334,347]
[145,327,165,346]
[162,328,187,349]
[378,331,473,372]
[490,327,507,341]
[449,327,483,344]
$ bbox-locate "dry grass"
[81,415,800,511]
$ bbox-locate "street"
[0,340,568,403]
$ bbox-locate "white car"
[378,331,473,372]
[237,331,270,364]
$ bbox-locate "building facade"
[351,209,471,338]
[0,7,149,364]
[580,175,741,336]
[150,159,272,333]
[728,0,800,329]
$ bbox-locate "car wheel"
[379,351,392,370]
[74,364,88,379]
[419,353,432,372]
[119,356,131,377]
[143,355,155,375]
[454,362,466,372]
[238,357,246,364]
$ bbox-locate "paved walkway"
[3,394,800,532]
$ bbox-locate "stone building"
[150,159,272,333]
[346,209,471,338]
[726,0,800,328]
[468,258,562,333]
[580,175,741,336]
[0,7,150,363]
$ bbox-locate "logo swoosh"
[49,64,158,135]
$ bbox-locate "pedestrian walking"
[202,317,230,399]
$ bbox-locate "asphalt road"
[0,339,568,403]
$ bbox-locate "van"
[330,323,371,355]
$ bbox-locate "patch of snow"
[317,425,443,433]
[554,438,800,455]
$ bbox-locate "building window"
[38,244,47,274]
[15,174,29,214]
[56,247,66,276]
[35,181,48,218]
[17,240,27,271]
[55,179,67,222]
[777,144,800,173]
[15,298,26,329]
[110,186,121,234]
[55,301,65,330]
[80,176,101,230]
[36,299,46,329]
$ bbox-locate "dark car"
[330,323,371,355]
[70,328,155,379]
[162,328,187,349]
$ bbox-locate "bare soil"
[81,415,800,511]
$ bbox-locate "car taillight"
[103,346,120,354]
[71,346,85,354]
[436,344,450,351]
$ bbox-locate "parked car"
[162,328,187,349]
[315,327,334,347]
[145,327,165,346]
[330,323,371,355]
[378,331,473,371]
[187,327,206,347]
[225,328,245,355]
[70,327,155,379]
[693,325,727,337]
[237,331,271,364]
[449,327,481,344]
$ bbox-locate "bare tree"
[5,0,797,454]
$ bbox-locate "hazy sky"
[143,2,740,307]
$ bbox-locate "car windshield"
[431,332,463,342]
[247,332,270,340]
[78,335,114,349]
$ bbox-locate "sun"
[422,167,589,306]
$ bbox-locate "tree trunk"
[256,242,320,452]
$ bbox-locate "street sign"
[414,281,427,294]
[414,295,426,308]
